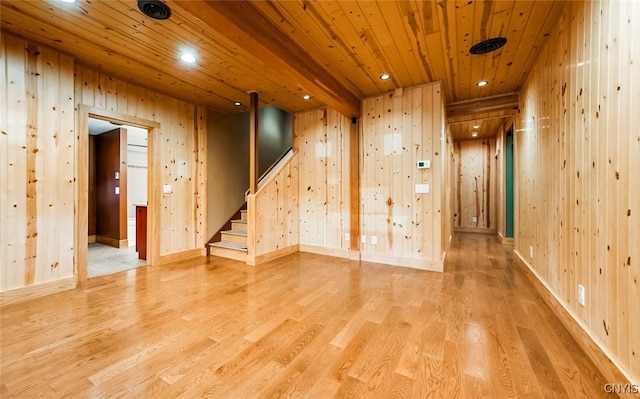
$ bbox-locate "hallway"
[0,233,614,398]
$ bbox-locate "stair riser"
[221,233,247,245]
[241,210,247,221]
[231,222,247,232]
[209,246,247,262]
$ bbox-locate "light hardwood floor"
[0,233,615,398]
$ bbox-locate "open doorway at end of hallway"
[87,117,148,278]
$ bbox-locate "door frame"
[76,105,160,285]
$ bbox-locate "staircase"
[209,210,248,261]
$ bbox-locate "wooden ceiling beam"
[175,0,361,118]
[446,92,519,119]
[448,111,518,125]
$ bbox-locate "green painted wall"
[505,131,514,238]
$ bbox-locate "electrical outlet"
[472,216,478,223]
[361,235,366,244]
[577,284,585,306]
[529,246,534,258]
[371,235,377,245]
[345,233,350,241]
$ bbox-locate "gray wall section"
[258,106,293,176]
[207,110,250,239]
[206,106,292,239]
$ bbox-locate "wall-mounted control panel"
[417,160,431,169]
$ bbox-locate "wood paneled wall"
[0,34,76,294]
[296,108,355,258]
[360,83,448,271]
[247,152,299,265]
[516,0,639,384]
[1,34,207,301]
[453,139,497,231]
[75,65,207,257]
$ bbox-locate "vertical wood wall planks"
[1,35,75,293]
[628,0,640,379]
[0,33,8,290]
[296,108,353,257]
[250,153,299,263]
[24,42,39,286]
[1,33,208,301]
[74,66,206,258]
[40,45,60,283]
[360,82,447,271]
[3,36,28,290]
[516,0,640,385]
[453,139,497,231]
[194,106,207,249]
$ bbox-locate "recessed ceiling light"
[303,94,311,100]
[380,73,391,80]
[473,124,480,129]
[476,80,489,87]
[60,0,76,3]
[234,102,241,106]
[471,132,479,137]
[180,51,196,64]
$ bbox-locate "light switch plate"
[371,236,377,245]
[361,235,366,243]
[115,187,119,195]
[345,233,350,242]
[415,184,430,194]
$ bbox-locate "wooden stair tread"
[231,219,247,224]
[222,230,247,236]
[209,241,247,251]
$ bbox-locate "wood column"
[350,117,360,251]
[249,91,259,194]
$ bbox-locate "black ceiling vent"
[138,0,171,20]
[469,37,507,55]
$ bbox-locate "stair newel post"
[247,90,259,264]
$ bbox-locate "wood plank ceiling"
[0,0,566,141]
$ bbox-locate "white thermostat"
[417,160,431,169]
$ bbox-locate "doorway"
[76,106,160,284]
[505,128,515,238]
[87,118,148,277]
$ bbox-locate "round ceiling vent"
[138,0,172,20]
[469,37,507,55]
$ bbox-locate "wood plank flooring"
[0,233,616,398]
